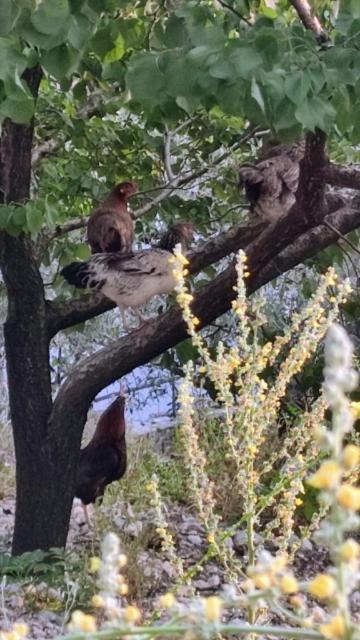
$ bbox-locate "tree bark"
[0,67,78,553]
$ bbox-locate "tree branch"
[216,0,252,27]
[50,202,360,423]
[288,0,327,40]
[321,162,360,191]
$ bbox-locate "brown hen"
[87,181,137,254]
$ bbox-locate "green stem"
[57,622,324,640]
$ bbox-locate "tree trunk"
[0,67,80,553]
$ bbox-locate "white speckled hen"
[61,221,194,329]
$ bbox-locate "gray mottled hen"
[61,221,194,329]
[238,140,305,222]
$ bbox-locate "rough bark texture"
[0,67,79,553]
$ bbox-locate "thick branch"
[50,203,360,427]
[321,162,360,191]
[288,0,326,40]
[46,220,266,337]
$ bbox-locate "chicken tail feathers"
[61,261,96,289]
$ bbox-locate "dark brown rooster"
[87,181,137,254]
[75,392,127,524]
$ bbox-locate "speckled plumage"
[239,140,305,222]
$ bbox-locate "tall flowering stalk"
[172,247,353,583]
[146,473,185,582]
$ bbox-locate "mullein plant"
[172,248,353,580]
[5,325,358,640]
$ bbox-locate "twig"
[133,127,262,218]
[216,0,252,26]
[323,219,360,256]
[163,125,175,181]
[288,0,327,40]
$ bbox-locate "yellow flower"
[204,596,222,621]
[342,444,360,470]
[320,616,346,639]
[192,316,200,326]
[308,460,342,490]
[337,484,360,511]
[273,554,288,571]
[89,556,100,572]
[207,533,215,544]
[91,594,104,607]
[339,539,360,561]
[159,592,175,608]
[308,574,337,600]
[199,365,207,373]
[279,574,299,594]
[118,553,127,567]
[350,401,360,421]
[253,573,272,590]
[12,624,28,638]
[119,583,129,595]
[69,611,97,633]
[124,605,141,623]
[145,482,154,492]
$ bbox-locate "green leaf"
[90,26,114,57]
[0,95,34,124]
[68,14,95,50]
[229,46,263,79]
[103,34,125,63]
[31,0,71,35]
[251,77,265,113]
[25,204,44,234]
[0,1,21,36]
[126,52,165,107]
[295,95,336,131]
[42,44,80,79]
[284,71,310,106]
[0,38,27,80]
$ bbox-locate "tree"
[0,0,360,554]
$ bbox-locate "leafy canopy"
[0,0,359,243]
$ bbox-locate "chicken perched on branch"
[61,221,194,329]
[87,181,137,254]
[158,220,194,252]
[75,391,127,524]
[239,140,305,222]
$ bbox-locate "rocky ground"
[1,495,359,638]
[1,420,359,638]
